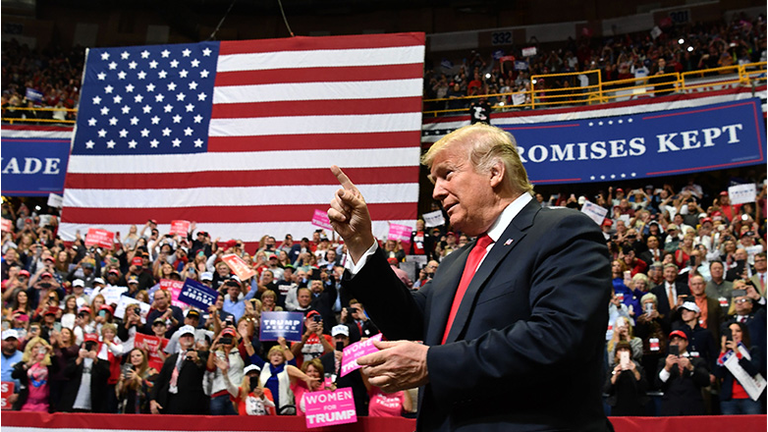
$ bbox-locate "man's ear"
[489,159,505,189]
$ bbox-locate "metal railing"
[422,61,767,116]
[1,106,77,125]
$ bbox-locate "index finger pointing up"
[331,165,357,192]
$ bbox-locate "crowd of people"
[1,173,765,417]
[1,39,84,124]
[424,14,767,111]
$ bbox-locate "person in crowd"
[341,299,380,343]
[206,327,244,415]
[216,362,276,416]
[634,293,669,388]
[651,263,690,326]
[604,340,648,416]
[716,322,764,414]
[687,274,724,343]
[607,316,643,366]
[48,327,78,412]
[290,310,332,369]
[164,309,201,355]
[116,348,157,414]
[320,324,369,416]
[723,286,767,374]
[672,301,718,371]
[59,295,78,330]
[612,260,640,317]
[260,290,283,312]
[2,329,23,405]
[145,289,183,338]
[308,277,337,332]
[255,342,300,415]
[11,336,55,411]
[222,279,259,322]
[150,325,209,415]
[750,252,767,297]
[656,330,710,416]
[289,357,327,416]
[706,260,733,314]
[72,306,96,345]
[58,333,110,412]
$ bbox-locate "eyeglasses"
[735,299,750,304]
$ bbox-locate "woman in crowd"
[629,273,651,298]
[717,322,763,414]
[604,340,648,416]
[261,290,282,313]
[12,336,56,411]
[11,290,32,318]
[60,295,78,330]
[53,250,71,280]
[117,348,157,414]
[214,361,276,416]
[611,260,640,317]
[100,323,123,413]
[254,343,300,414]
[290,358,327,416]
[607,316,643,366]
[633,293,669,388]
[674,233,695,268]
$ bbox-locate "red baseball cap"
[669,330,688,340]
[83,333,99,343]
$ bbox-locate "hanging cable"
[277,0,295,37]
[208,0,238,41]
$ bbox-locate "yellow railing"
[423,61,767,115]
[1,106,77,125]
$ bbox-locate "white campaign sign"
[728,183,756,205]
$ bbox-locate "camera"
[219,336,232,346]
[313,315,322,323]
[84,341,98,351]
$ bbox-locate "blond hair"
[421,123,533,196]
[22,336,52,366]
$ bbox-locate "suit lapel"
[443,200,540,344]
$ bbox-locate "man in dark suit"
[656,330,709,415]
[327,123,611,431]
[150,325,209,415]
[651,263,690,326]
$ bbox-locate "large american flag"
[59,33,425,247]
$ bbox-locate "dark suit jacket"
[150,351,209,415]
[344,200,611,431]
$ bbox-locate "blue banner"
[177,278,218,310]
[25,88,43,102]
[260,311,305,342]
[1,137,70,196]
[500,98,766,184]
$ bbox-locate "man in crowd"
[150,325,209,414]
[749,252,767,297]
[146,289,184,338]
[651,263,689,326]
[342,299,380,343]
[1,330,22,405]
[706,261,733,314]
[291,310,332,369]
[327,123,611,430]
[58,333,110,412]
[687,275,723,343]
[656,330,709,416]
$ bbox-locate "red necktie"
[442,234,493,344]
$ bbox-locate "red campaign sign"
[170,220,190,236]
[134,333,168,371]
[1,219,12,233]
[222,254,257,281]
[159,279,185,308]
[1,381,13,410]
[85,228,115,249]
